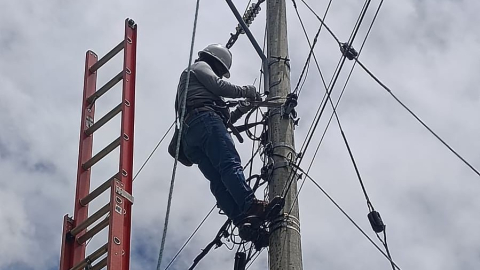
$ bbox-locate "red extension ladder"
[59,18,137,270]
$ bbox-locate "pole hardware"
[225,0,270,95]
[281,93,298,119]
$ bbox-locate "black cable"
[292,0,386,213]
[300,0,341,45]
[245,248,264,270]
[282,0,373,198]
[164,205,216,270]
[292,0,333,95]
[292,165,401,270]
[133,121,175,182]
[376,228,395,270]
[354,58,480,178]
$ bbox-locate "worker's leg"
[183,111,247,221]
[198,158,243,221]
[199,112,255,213]
[183,111,255,214]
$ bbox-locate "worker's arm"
[192,61,258,99]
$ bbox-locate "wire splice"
[368,210,385,233]
[340,42,358,60]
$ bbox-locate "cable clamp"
[281,93,298,119]
[340,42,358,60]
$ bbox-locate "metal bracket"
[115,186,134,204]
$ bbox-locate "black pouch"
[168,126,193,167]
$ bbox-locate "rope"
[156,0,202,268]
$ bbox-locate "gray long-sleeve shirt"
[176,61,246,111]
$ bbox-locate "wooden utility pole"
[266,0,303,269]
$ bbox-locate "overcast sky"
[1,0,480,269]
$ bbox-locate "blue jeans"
[182,110,254,223]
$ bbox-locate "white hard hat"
[199,44,232,78]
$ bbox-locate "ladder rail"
[107,18,137,270]
[59,18,137,270]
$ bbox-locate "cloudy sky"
[1,0,480,269]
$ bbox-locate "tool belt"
[183,101,245,143]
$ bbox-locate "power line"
[132,121,175,182]
[282,0,373,198]
[353,58,480,178]
[164,205,216,270]
[291,0,385,212]
[291,0,333,95]
[292,165,401,270]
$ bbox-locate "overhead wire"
[282,0,372,198]
[353,58,480,178]
[132,121,175,182]
[156,0,202,268]
[288,1,399,268]
[293,165,401,270]
[164,205,216,270]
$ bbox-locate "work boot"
[244,199,268,219]
[252,229,270,250]
[264,196,285,221]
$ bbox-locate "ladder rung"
[70,204,110,237]
[85,103,122,136]
[80,173,119,206]
[90,257,107,270]
[70,243,108,270]
[83,137,121,170]
[77,217,109,244]
[89,41,124,73]
[87,71,123,105]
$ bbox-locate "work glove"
[230,100,255,124]
[237,100,254,114]
[241,85,261,101]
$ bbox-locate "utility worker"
[175,44,270,227]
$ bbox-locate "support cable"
[353,58,480,178]
[164,205,216,270]
[132,121,175,182]
[282,0,373,198]
[299,0,385,178]
[289,3,398,267]
[292,164,401,270]
[291,0,333,95]
[156,0,201,269]
[162,147,265,270]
